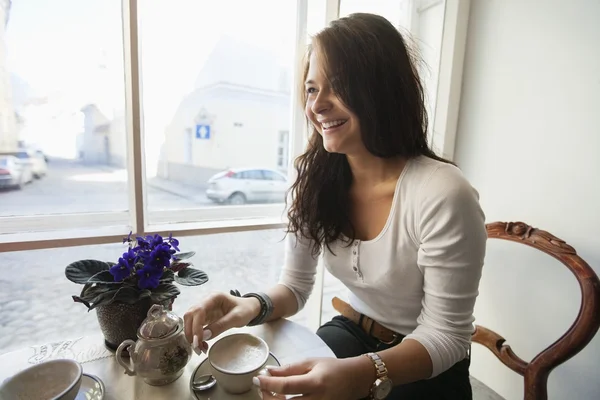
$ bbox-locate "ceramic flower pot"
[95,297,174,352]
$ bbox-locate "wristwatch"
[364,352,393,399]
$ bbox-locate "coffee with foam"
[210,334,268,373]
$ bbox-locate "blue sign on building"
[195,124,211,139]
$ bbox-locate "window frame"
[429,0,470,161]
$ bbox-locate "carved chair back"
[472,221,600,400]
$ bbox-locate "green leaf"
[65,260,111,284]
[150,283,181,303]
[95,286,151,309]
[174,268,208,286]
[173,251,195,261]
[88,270,119,284]
[79,282,93,297]
[160,269,175,283]
[81,283,107,297]
[87,289,121,311]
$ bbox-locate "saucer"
[191,353,281,400]
[75,373,105,400]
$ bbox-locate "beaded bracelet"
[230,289,274,326]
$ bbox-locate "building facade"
[161,83,290,186]
[0,0,17,152]
[78,103,127,167]
[159,35,293,187]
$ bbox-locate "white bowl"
[0,359,83,400]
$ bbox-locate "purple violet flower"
[137,265,163,290]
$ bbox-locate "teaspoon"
[191,373,217,392]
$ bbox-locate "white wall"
[165,87,289,173]
[454,1,600,399]
[192,95,288,170]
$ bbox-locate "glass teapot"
[116,304,193,386]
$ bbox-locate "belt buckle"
[379,332,399,345]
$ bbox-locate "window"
[0,0,313,239]
[263,170,286,182]
[277,130,290,171]
[1,0,129,234]
[339,0,406,28]
[139,1,299,222]
[184,127,193,164]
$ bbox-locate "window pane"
[339,0,405,28]
[139,1,297,215]
[0,0,128,219]
[262,170,274,180]
[321,269,347,326]
[307,0,327,37]
[248,170,264,180]
[0,229,315,356]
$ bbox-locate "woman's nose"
[311,92,332,115]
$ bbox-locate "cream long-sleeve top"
[279,155,487,378]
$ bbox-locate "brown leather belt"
[332,297,400,344]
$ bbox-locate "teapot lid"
[139,304,180,339]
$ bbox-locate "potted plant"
[65,232,208,351]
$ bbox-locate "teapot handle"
[116,340,137,376]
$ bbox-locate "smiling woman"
[290,12,449,256]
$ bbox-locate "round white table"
[0,319,335,400]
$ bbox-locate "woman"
[184,13,486,400]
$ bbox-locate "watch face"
[374,378,393,399]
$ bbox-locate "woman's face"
[304,52,363,155]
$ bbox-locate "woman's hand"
[255,357,374,400]
[183,292,261,352]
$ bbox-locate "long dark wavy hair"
[286,13,451,256]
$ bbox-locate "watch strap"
[229,289,274,326]
[364,352,390,400]
[365,352,388,378]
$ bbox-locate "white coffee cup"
[208,332,271,394]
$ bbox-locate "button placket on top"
[352,240,364,281]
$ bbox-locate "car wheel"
[228,192,246,205]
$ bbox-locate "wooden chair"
[472,221,600,400]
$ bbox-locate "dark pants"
[316,316,472,400]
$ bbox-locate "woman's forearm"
[344,339,433,397]
[265,284,300,321]
[243,284,301,324]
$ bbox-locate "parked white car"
[207,168,288,205]
[0,150,47,179]
[0,155,34,190]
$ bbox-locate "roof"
[193,34,291,93]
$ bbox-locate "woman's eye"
[306,87,317,95]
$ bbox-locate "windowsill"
[0,217,286,252]
[0,203,287,235]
